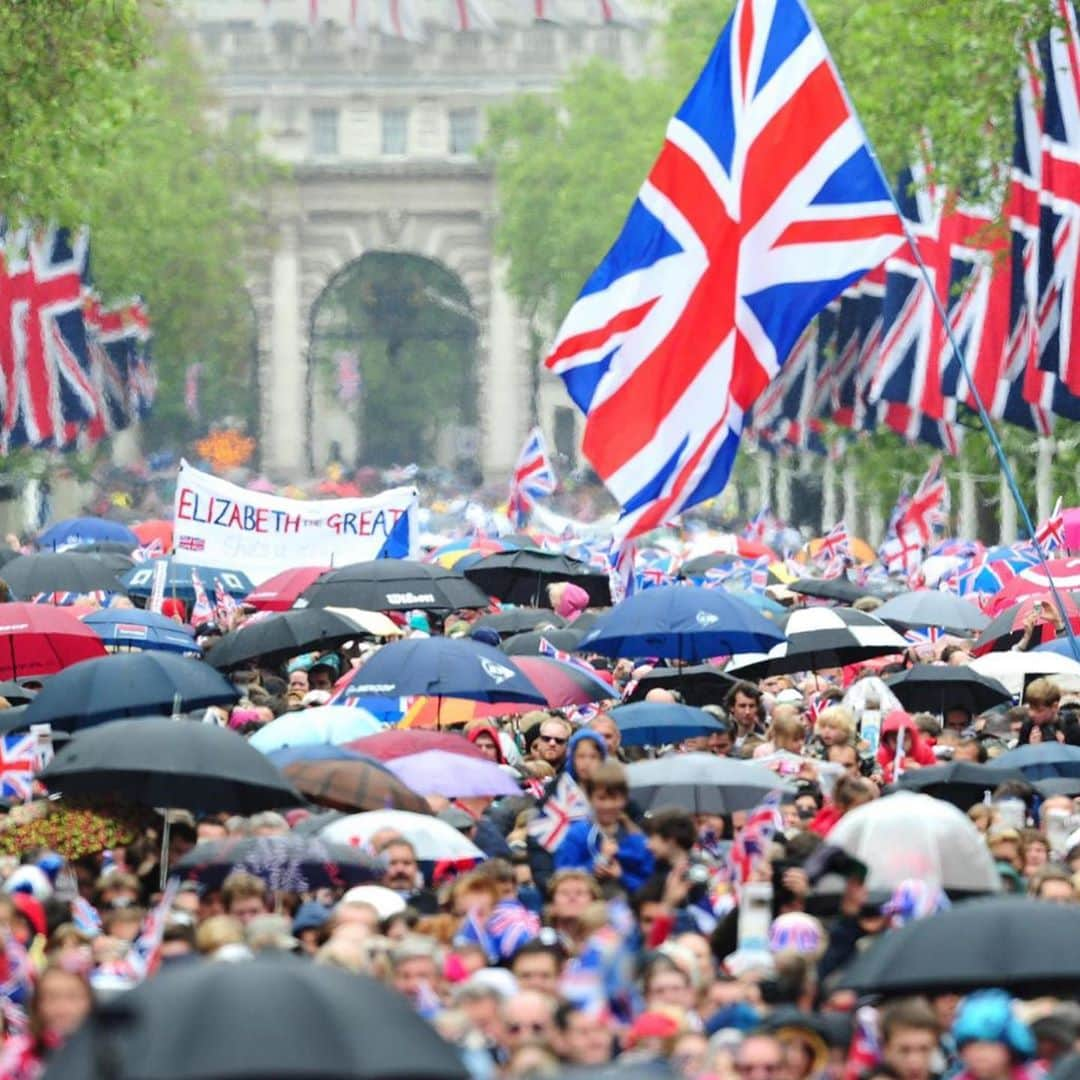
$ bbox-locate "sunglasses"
[538,734,568,745]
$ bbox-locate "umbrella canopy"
[472,608,566,637]
[249,707,383,753]
[40,718,302,813]
[282,759,432,814]
[626,753,794,814]
[344,729,489,762]
[383,749,522,798]
[727,607,906,679]
[875,591,989,635]
[840,896,1080,996]
[884,665,1012,714]
[175,834,384,891]
[972,593,1080,655]
[37,516,138,551]
[266,744,366,769]
[894,761,1028,810]
[501,628,585,656]
[829,791,1001,894]
[321,809,486,861]
[622,664,737,707]
[0,603,106,680]
[81,608,201,657]
[790,576,872,605]
[970,650,1080,697]
[207,609,378,671]
[46,956,468,1080]
[131,518,174,553]
[609,702,727,747]
[333,637,547,707]
[994,742,1080,780]
[122,560,253,603]
[511,655,616,708]
[20,653,240,733]
[245,566,330,612]
[3,552,121,598]
[463,549,611,607]
[578,585,785,662]
[1003,557,1080,595]
[0,681,35,705]
[1033,776,1080,798]
[298,559,488,612]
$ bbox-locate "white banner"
[172,460,417,578]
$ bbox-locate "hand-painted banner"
[172,459,416,577]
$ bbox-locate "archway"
[307,252,479,470]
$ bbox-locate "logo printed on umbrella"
[480,658,516,684]
[346,683,396,694]
[695,611,720,627]
[385,592,436,605]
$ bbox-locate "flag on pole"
[897,456,949,544]
[0,735,36,802]
[448,0,495,30]
[815,521,851,562]
[191,571,214,625]
[527,773,591,851]
[508,426,557,527]
[214,578,240,628]
[1032,496,1065,551]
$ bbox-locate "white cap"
[341,884,407,920]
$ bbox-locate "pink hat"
[556,583,590,620]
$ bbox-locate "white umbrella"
[320,809,486,861]
[969,651,1080,698]
[828,791,1001,894]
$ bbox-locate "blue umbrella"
[82,608,202,657]
[265,743,367,769]
[578,585,785,661]
[248,707,383,753]
[37,517,138,552]
[993,743,1080,780]
[609,701,726,747]
[335,637,547,706]
[121,560,253,602]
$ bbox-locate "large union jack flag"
[544,0,903,540]
[0,734,37,802]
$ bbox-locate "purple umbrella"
[384,750,521,798]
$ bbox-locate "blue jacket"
[553,819,654,893]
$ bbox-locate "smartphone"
[738,880,773,953]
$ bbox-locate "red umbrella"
[735,538,779,561]
[990,559,1080,614]
[344,729,489,762]
[0,603,107,679]
[511,656,617,709]
[132,520,173,554]
[246,567,330,612]
[972,592,1080,656]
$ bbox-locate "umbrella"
[1033,776,1080,799]
[679,553,745,578]
[266,743,366,769]
[622,664,736,707]
[121,560,254,603]
[69,540,138,557]
[3,552,122,597]
[970,650,1080,697]
[501,628,585,656]
[37,516,138,551]
[828,791,1001,894]
[0,681,35,705]
[790,576,873,604]
[249,706,383,753]
[20,653,240,733]
[282,759,432,814]
[1037,637,1080,659]
[245,566,330,612]
[321,808,485,861]
[626,753,794,814]
[973,593,1080,655]
[994,743,1080,780]
[840,896,1080,996]
[894,761,1028,810]
[472,608,566,637]
[46,956,468,1080]
[207,609,378,671]
[511,655,616,708]
[578,585,785,662]
[344,729,489,762]
[81,608,201,657]
[727,607,906,679]
[333,637,547,709]
[132,518,174,553]
[39,717,302,814]
[608,702,727,747]
[297,559,488,612]
[383,750,522,798]
[463,549,611,607]
[175,834,384,891]
[884,665,1012,714]
[0,603,106,679]
[875,591,990,636]
[1003,557,1080,595]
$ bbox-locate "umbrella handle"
[159,814,171,892]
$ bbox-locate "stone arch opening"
[306,251,480,471]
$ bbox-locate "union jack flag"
[750,555,769,591]
[897,456,949,545]
[743,506,778,543]
[728,789,783,888]
[815,521,851,562]
[448,0,495,31]
[0,734,36,802]
[486,899,541,959]
[214,577,239,627]
[379,0,424,41]
[1031,495,1066,551]
[508,426,557,527]
[191,570,214,625]
[527,771,590,852]
[125,877,180,981]
[543,0,903,541]
[537,635,596,674]
[0,931,33,1009]
[609,538,637,602]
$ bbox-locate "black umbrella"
[463,549,611,607]
[893,761,1027,810]
[298,559,488,612]
[2,552,122,597]
[472,608,566,638]
[679,553,743,578]
[884,664,1013,715]
[207,609,377,671]
[40,717,302,814]
[501,628,585,656]
[875,591,989,636]
[626,752,794,814]
[623,664,736,707]
[790,576,873,604]
[21,653,240,733]
[174,834,384,891]
[45,956,468,1080]
[840,896,1080,996]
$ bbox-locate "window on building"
[311,108,339,156]
[229,107,260,130]
[381,108,409,155]
[448,108,479,156]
